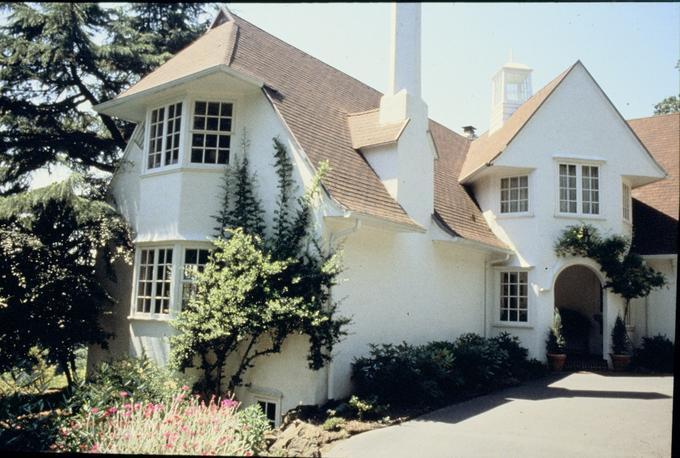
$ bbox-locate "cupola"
[489,56,533,134]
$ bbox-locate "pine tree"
[0,3,213,193]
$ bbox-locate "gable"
[462,61,666,185]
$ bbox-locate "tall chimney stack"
[388,3,421,98]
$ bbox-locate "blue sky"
[226,2,679,134]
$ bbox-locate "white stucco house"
[90,5,678,425]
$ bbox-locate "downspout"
[325,218,361,402]
[484,253,512,337]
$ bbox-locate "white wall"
[630,257,677,345]
[327,222,489,399]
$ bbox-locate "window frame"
[622,180,632,224]
[143,98,186,173]
[494,268,533,328]
[499,174,530,216]
[554,160,605,219]
[131,246,176,319]
[186,97,236,168]
[180,246,213,311]
[253,397,280,428]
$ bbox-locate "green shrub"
[0,395,59,452]
[353,334,535,407]
[633,335,674,373]
[0,347,56,397]
[611,316,631,355]
[546,308,566,354]
[322,416,346,431]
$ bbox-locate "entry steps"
[563,355,609,372]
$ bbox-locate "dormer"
[489,59,533,135]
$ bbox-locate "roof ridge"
[229,11,386,99]
[627,112,680,122]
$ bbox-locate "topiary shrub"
[546,308,566,354]
[632,335,674,373]
[611,316,631,355]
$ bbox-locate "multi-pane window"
[558,164,577,213]
[622,182,631,222]
[558,163,600,215]
[581,166,599,214]
[500,176,529,213]
[147,102,183,169]
[181,248,211,309]
[500,271,528,323]
[135,248,173,315]
[191,101,232,164]
[256,400,278,428]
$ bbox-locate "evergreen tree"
[0,175,132,387]
[0,2,214,193]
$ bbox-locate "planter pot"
[547,353,567,372]
[610,354,631,372]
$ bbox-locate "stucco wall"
[327,223,489,399]
[630,257,677,345]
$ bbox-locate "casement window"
[500,175,529,214]
[622,182,631,223]
[500,271,528,323]
[147,102,183,169]
[190,101,232,165]
[181,248,211,309]
[558,163,600,215]
[255,399,279,428]
[136,248,173,315]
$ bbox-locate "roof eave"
[431,213,511,254]
[93,65,264,122]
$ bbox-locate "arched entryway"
[554,265,604,358]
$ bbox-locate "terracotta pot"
[610,354,631,372]
[547,353,567,372]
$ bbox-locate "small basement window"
[255,399,279,428]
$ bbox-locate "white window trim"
[179,244,213,311]
[142,97,186,175]
[497,174,532,217]
[129,242,214,321]
[129,245,176,320]
[494,268,533,329]
[252,396,281,428]
[554,160,605,219]
[622,180,632,225]
[184,96,238,168]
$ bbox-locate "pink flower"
[90,444,99,453]
[91,407,99,414]
[119,391,129,398]
[107,407,118,414]
[181,385,190,391]
[220,399,238,409]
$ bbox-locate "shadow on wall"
[411,373,671,426]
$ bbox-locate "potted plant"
[610,316,631,371]
[546,308,567,371]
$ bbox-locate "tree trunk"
[61,359,73,389]
[69,357,78,384]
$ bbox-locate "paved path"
[326,372,673,457]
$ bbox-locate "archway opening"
[554,265,603,357]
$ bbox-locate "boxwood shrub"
[352,332,542,407]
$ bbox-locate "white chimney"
[367,2,433,227]
[489,58,533,134]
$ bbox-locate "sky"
[29,2,679,188]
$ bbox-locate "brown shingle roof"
[459,63,577,182]
[110,12,505,248]
[347,109,409,150]
[628,113,679,255]
[431,121,507,249]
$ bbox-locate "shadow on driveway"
[413,372,670,425]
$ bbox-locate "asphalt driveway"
[326,372,673,457]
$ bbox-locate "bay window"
[146,102,183,170]
[190,101,232,165]
[181,248,211,308]
[135,248,173,315]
